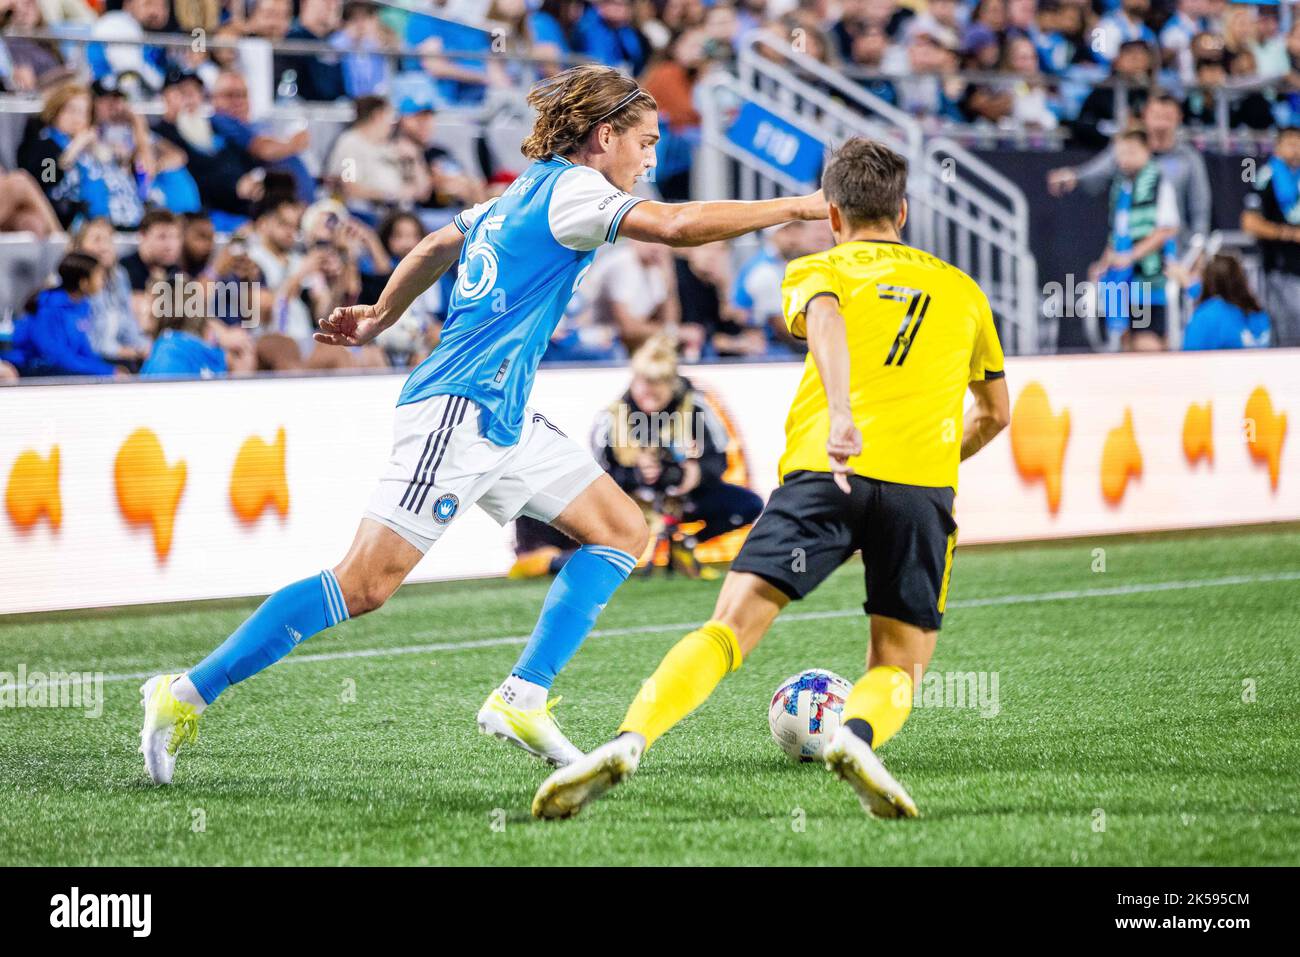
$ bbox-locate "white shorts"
[365,394,604,552]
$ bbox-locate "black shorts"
[731,470,958,630]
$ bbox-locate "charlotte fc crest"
[432,493,460,524]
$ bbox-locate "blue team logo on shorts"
[432,493,459,524]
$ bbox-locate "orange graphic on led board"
[1009,382,1069,513]
[5,447,61,530]
[115,428,186,560]
[1182,402,1213,466]
[1100,409,1142,505]
[1244,387,1286,490]
[231,428,290,522]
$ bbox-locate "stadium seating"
[0,0,1294,370]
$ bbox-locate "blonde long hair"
[520,65,657,160]
[630,334,679,384]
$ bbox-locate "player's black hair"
[821,137,909,229]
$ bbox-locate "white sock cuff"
[320,570,350,625]
[580,545,637,577]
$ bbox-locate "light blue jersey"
[398,155,644,446]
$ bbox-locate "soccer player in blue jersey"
[139,64,827,784]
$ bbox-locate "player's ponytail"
[521,65,657,160]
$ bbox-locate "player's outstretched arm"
[805,294,862,493]
[618,191,827,248]
[960,377,1011,461]
[315,221,466,346]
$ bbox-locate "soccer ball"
[768,669,854,762]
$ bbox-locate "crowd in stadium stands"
[6,0,1294,133]
[0,0,1296,380]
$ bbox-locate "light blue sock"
[511,545,636,688]
[188,570,350,704]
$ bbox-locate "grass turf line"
[1,526,1297,865]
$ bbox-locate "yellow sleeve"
[969,293,1006,382]
[781,255,842,340]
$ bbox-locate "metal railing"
[918,137,1038,354]
[700,33,1040,354]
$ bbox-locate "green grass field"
[2,525,1299,866]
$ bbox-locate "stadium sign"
[1,351,1297,613]
[724,102,824,186]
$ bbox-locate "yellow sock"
[619,621,742,748]
[842,665,913,749]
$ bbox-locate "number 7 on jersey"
[877,285,931,367]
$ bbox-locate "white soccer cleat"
[477,689,584,767]
[531,734,642,820]
[823,726,919,819]
[139,674,202,785]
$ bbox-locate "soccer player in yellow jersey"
[533,137,1011,820]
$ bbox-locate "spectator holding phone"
[211,69,315,205]
[18,82,145,230]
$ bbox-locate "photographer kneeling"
[596,336,763,577]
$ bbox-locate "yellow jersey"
[778,240,1005,490]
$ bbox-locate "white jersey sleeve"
[452,197,500,234]
[547,166,645,252]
